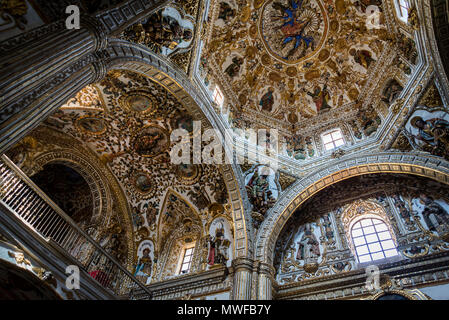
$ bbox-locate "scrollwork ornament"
[0,0,28,32]
[408,7,420,31]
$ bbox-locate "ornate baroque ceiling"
[37,70,233,261]
[200,0,418,138]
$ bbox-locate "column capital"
[258,261,276,277]
[90,52,109,83]
[231,257,254,272]
[82,14,108,52]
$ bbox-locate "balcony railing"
[0,155,151,298]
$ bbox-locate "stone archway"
[255,152,449,268]
[101,40,253,261]
[15,126,137,267]
[32,153,110,227]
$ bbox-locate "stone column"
[0,15,107,153]
[257,262,275,300]
[231,257,254,300]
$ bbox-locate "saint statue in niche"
[267,0,319,61]
[410,115,449,159]
[296,224,320,273]
[207,223,230,267]
[246,169,277,219]
[419,194,449,239]
[134,247,153,282]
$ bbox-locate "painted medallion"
[175,164,202,185]
[259,0,328,64]
[75,116,107,135]
[133,125,170,157]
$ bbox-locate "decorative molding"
[255,152,449,266]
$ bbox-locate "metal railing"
[0,155,151,298]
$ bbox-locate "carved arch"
[154,189,204,281]
[16,127,136,267]
[255,152,449,265]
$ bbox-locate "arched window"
[395,0,410,23]
[351,218,398,263]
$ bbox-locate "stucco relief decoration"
[121,6,194,56]
[273,174,449,286]
[202,0,408,137]
[0,0,28,32]
[132,171,154,195]
[411,195,449,243]
[245,165,279,227]
[403,109,449,161]
[207,217,233,268]
[275,219,328,282]
[38,70,232,271]
[175,164,202,185]
[61,85,105,111]
[260,0,328,64]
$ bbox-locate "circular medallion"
[318,49,330,61]
[76,116,107,135]
[261,53,272,66]
[133,171,153,194]
[259,0,328,65]
[174,164,202,185]
[133,125,170,158]
[238,92,248,105]
[119,90,158,115]
[171,113,194,133]
[286,66,298,77]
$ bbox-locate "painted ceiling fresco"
[121,1,203,73]
[201,0,417,136]
[40,70,234,279]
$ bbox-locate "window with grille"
[351,218,398,263]
[179,247,194,274]
[212,86,224,108]
[396,0,410,22]
[321,129,345,151]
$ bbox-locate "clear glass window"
[321,129,345,151]
[396,0,410,22]
[212,86,224,108]
[351,218,398,263]
[180,247,194,274]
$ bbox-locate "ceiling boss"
[259,0,328,65]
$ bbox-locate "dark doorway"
[31,163,94,224]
